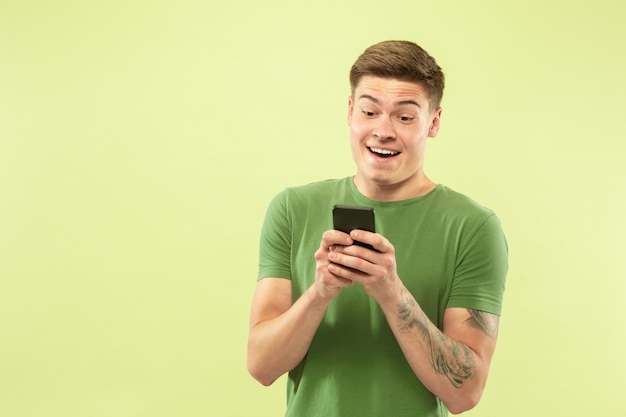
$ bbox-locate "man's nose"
[372,116,396,140]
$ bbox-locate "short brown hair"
[349,40,445,110]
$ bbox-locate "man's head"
[349,41,445,111]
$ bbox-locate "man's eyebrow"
[358,94,380,104]
[396,99,421,108]
[358,94,421,108]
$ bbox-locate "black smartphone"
[332,205,376,249]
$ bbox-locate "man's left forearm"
[381,287,498,414]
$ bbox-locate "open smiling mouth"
[368,147,400,158]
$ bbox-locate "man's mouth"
[368,147,400,158]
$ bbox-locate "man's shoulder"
[282,177,350,201]
[288,177,349,192]
[433,184,496,218]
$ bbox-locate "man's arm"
[247,230,355,386]
[382,289,499,414]
[327,230,500,414]
[247,277,332,386]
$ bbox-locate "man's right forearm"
[247,284,332,386]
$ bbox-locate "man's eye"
[399,116,414,122]
[362,110,375,117]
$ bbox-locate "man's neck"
[353,174,437,202]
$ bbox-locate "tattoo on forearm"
[397,288,475,388]
[429,332,475,388]
[398,290,423,331]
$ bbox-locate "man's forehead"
[355,77,429,107]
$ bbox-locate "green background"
[1,1,624,415]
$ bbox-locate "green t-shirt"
[258,177,508,417]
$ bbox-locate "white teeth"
[369,147,399,156]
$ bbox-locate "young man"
[248,40,508,416]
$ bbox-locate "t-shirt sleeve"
[257,190,292,281]
[447,213,508,315]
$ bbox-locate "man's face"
[347,76,441,199]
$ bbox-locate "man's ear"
[347,96,354,126]
[428,107,443,138]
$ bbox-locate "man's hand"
[325,229,402,305]
[313,230,358,298]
